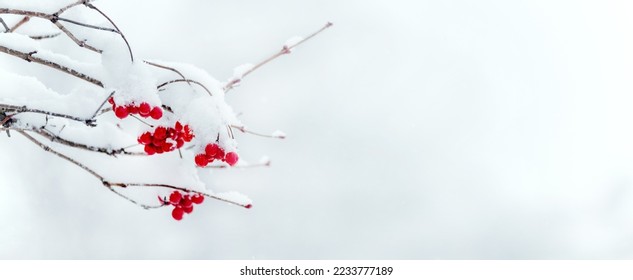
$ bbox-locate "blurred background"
[2,0,633,259]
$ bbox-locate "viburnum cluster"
[108,97,163,120]
[160,191,205,221]
[137,121,194,155]
[195,143,239,167]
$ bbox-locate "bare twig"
[18,129,249,209]
[223,22,333,92]
[0,45,103,87]
[84,3,133,62]
[95,107,112,117]
[18,130,162,209]
[130,115,154,128]
[18,130,104,181]
[91,91,114,119]
[8,16,30,32]
[107,187,165,209]
[30,33,62,40]
[157,79,213,96]
[206,160,271,169]
[56,17,118,33]
[0,9,49,19]
[107,182,252,208]
[145,60,199,96]
[161,105,174,114]
[0,7,103,53]
[0,17,9,32]
[55,0,91,15]
[144,60,190,83]
[230,125,286,139]
[34,128,144,156]
[53,21,102,53]
[1,113,14,126]
[227,125,234,139]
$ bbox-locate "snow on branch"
[0,43,103,87]
[224,22,333,92]
[0,1,330,221]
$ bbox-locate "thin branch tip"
[223,22,333,92]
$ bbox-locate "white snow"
[284,36,304,52]
[231,63,253,80]
[0,2,258,210]
[145,60,242,154]
[0,32,104,83]
[258,156,270,164]
[212,191,252,207]
[0,0,74,13]
[271,130,286,139]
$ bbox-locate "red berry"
[191,194,204,204]
[169,191,182,204]
[138,132,152,145]
[144,145,156,155]
[183,206,193,214]
[182,126,194,142]
[194,154,208,167]
[127,105,139,114]
[108,97,114,105]
[183,133,194,142]
[181,197,193,208]
[152,138,164,147]
[205,143,220,157]
[150,107,163,120]
[245,204,252,209]
[139,111,150,118]
[176,139,184,149]
[114,106,129,119]
[225,152,239,166]
[162,142,174,152]
[139,102,151,115]
[155,145,164,154]
[215,148,225,160]
[167,128,176,138]
[172,207,184,221]
[175,121,183,131]
[154,127,167,140]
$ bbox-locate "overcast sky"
[2,0,633,259]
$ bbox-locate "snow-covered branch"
[0,0,330,221]
[0,45,103,87]
[0,103,97,126]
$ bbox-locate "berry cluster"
[138,122,194,155]
[108,97,163,120]
[194,143,239,167]
[161,191,205,221]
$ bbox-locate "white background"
[2,0,633,259]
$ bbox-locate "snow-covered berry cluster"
[108,97,163,120]
[194,143,239,167]
[161,191,205,221]
[138,122,194,155]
